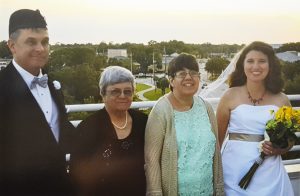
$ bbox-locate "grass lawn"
[136,83,152,92]
[144,88,170,100]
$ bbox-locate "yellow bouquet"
[239,106,300,189]
[266,106,300,148]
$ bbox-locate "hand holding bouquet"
[266,106,299,148]
[239,106,300,189]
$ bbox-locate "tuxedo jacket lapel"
[7,63,59,144]
[48,80,65,115]
[0,62,73,195]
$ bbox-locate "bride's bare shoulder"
[270,92,291,106]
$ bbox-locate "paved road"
[135,78,156,101]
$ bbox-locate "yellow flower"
[284,107,292,121]
[275,106,286,122]
[293,110,300,120]
[271,106,300,133]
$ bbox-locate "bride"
[215,41,294,195]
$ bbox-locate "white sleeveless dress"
[222,104,294,196]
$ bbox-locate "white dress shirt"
[13,60,60,142]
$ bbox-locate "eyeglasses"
[175,70,200,78]
[106,89,133,97]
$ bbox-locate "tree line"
[0,40,300,105]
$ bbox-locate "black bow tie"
[30,74,48,89]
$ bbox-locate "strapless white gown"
[222,104,294,196]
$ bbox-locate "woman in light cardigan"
[144,53,224,196]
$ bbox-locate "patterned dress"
[175,97,216,196]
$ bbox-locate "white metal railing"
[66,101,157,113]
[66,95,300,166]
[66,95,300,113]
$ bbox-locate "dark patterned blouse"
[71,108,147,196]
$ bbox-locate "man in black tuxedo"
[0,9,75,195]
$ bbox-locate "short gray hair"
[9,28,47,41]
[99,66,135,96]
[9,29,21,40]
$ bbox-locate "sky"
[1,0,300,45]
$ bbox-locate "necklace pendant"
[247,90,264,106]
[252,99,257,106]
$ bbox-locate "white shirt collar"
[12,59,43,88]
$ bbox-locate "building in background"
[107,49,128,59]
[276,51,300,62]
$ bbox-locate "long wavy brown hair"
[229,41,284,94]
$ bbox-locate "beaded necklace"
[247,90,265,106]
[111,112,128,129]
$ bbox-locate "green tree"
[97,42,108,55]
[0,40,11,58]
[156,77,169,95]
[108,57,131,70]
[276,42,300,52]
[72,64,100,103]
[70,47,96,66]
[48,48,72,71]
[93,55,107,71]
[49,64,100,104]
[48,47,96,70]
[131,45,152,74]
[285,75,300,94]
[282,60,300,97]
[282,61,300,81]
[45,41,246,104]
[155,53,163,70]
[161,40,188,54]
[48,66,76,104]
[205,57,230,78]
[148,40,163,70]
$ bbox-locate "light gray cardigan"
[144,93,224,196]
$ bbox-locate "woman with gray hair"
[72,66,147,195]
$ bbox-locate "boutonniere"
[53,80,61,90]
